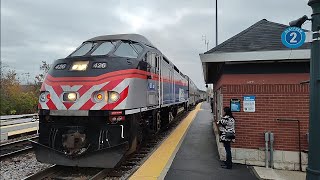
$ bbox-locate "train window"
[91,41,116,56]
[70,42,97,57]
[114,42,139,58]
[132,44,143,53]
[146,52,157,73]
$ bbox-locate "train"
[32,34,206,168]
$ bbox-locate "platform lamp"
[307,0,320,180]
[290,1,320,179]
[306,0,320,179]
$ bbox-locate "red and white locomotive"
[32,34,204,168]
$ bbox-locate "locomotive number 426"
[92,62,107,69]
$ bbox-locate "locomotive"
[32,34,205,168]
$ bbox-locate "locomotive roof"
[86,34,155,47]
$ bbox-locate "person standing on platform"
[217,107,235,169]
[210,97,214,113]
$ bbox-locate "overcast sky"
[1,0,311,89]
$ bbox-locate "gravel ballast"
[0,152,51,180]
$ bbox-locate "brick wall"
[215,74,310,152]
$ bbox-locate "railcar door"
[170,69,174,103]
[156,55,163,106]
[146,52,161,107]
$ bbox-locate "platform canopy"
[199,19,311,84]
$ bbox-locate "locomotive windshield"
[91,41,116,56]
[70,42,97,57]
[69,40,143,58]
[114,41,143,58]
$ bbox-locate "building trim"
[200,49,310,63]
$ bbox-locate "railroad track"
[23,110,191,180]
[104,111,189,180]
[22,165,110,180]
[0,135,38,159]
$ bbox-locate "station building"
[200,19,310,171]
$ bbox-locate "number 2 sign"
[281,27,306,48]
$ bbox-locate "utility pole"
[215,0,218,46]
[307,0,320,180]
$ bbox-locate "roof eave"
[199,49,310,84]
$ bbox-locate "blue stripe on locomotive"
[162,82,188,104]
[147,80,188,104]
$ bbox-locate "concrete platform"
[130,103,201,180]
[165,103,257,180]
[252,166,306,180]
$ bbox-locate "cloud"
[1,0,312,89]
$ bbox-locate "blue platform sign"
[230,99,241,112]
[281,27,306,49]
[243,95,255,112]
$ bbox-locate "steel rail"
[0,135,38,159]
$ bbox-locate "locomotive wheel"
[137,114,144,145]
[160,107,175,128]
[127,114,138,154]
[169,111,174,123]
[151,110,161,132]
[184,102,189,111]
[156,111,161,132]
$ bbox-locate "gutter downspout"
[270,132,274,168]
[265,132,270,168]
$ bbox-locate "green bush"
[0,64,47,115]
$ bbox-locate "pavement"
[165,103,257,180]
[130,103,201,179]
[252,166,306,180]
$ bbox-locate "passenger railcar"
[187,76,198,108]
[199,90,207,102]
[32,34,200,168]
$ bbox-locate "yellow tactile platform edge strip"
[130,103,201,180]
[7,127,38,136]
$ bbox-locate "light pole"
[215,0,218,46]
[307,0,320,180]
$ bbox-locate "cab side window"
[146,52,157,73]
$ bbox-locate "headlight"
[109,91,120,103]
[63,92,78,102]
[93,91,108,102]
[92,91,119,103]
[39,91,50,102]
[70,61,89,71]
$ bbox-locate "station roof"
[205,19,310,54]
[200,19,311,84]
